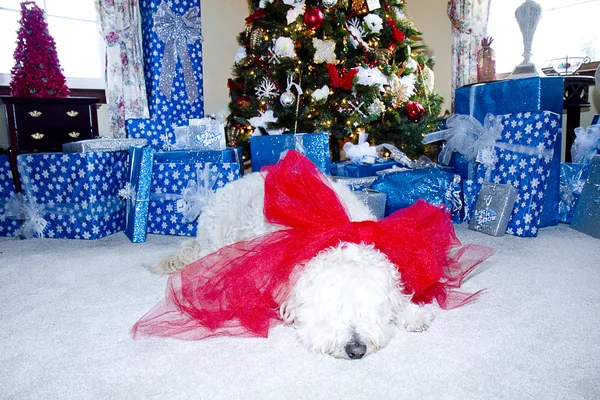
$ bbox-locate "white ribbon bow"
[177,165,218,223]
[343,131,379,164]
[5,195,47,239]
[571,124,600,164]
[154,1,203,105]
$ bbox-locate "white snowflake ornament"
[312,38,336,64]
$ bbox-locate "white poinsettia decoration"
[363,14,383,34]
[274,37,297,58]
[312,38,336,64]
[249,110,285,136]
[346,18,369,49]
[388,74,416,107]
[234,47,247,63]
[311,85,330,103]
[356,66,388,90]
[283,0,305,25]
[259,0,274,8]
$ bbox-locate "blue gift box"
[127,0,204,150]
[148,152,241,236]
[0,154,21,237]
[559,163,590,224]
[16,152,128,239]
[455,77,564,228]
[571,155,600,238]
[331,160,401,177]
[250,133,330,173]
[122,145,155,243]
[371,168,462,218]
[474,111,560,237]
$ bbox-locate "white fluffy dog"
[152,172,433,360]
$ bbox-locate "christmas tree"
[227,0,443,159]
[9,1,70,98]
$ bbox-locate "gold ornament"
[351,0,365,13]
[250,27,265,52]
[375,48,391,61]
[226,124,242,147]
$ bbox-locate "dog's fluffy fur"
[152,173,433,359]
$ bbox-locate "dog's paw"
[401,303,434,332]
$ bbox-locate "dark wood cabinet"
[1,96,100,192]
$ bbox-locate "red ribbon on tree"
[245,8,266,24]
[327,64,358,90]
[387,17,406,43]
[133,151,495,341]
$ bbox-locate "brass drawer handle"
[68,131,81,138]
[31,133,44,140]
[29,110,42,118]
[66,110,79,117]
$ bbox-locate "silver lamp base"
[506,62,546,80]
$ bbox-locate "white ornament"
[346,18,369,49]
[234,47,247,63]
[322,0,338,8]
[312,38,336,64]
[388,74,416,107]
[356,66,388,91]
[422,65,435,93]
[311,85,330,103]
[366,0,381,11]
[363,14,383,34]
[283,0,306,25]
[255,78,278,99]
[405,58,418,71]
[274,37,297,58]
[367,98,386,116]
[259,0,274,8]
[249,110,283,136]
[280,91,296,107]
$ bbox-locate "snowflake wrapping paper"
[250,133,330,173]
[0,154,20,237]
[126,0,204,151]
[122,145,155,243]
[473,111,561,237]
[16,152,128,240]
[455,77,564,228]
[558,163,590,224]
[62,138,148,153]
[148,152,241,236]
[331,159,401,178]
[571,155,600,238]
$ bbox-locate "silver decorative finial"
[507,0,546,79]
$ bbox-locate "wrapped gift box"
[474,111,560,237]
[63,138,148,153]
[148,152,241,236]
[571,155,600,238]
[0,154,21,237]
[250,133,330,173]
[127,0,205,150]
[468,182,518,237]
[371,168,462,218]
[455,77,564,228]
[559,163,590,224]
[352,189,387,219]
[122,145,155,243]
[16,152,128,239]
[330,159,401,177]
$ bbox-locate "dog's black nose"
[345,342,367,359]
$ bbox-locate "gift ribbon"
[343,131,378,164]
[422,114,503,165]
[571,124,600,164]
[177,164,218,223]
[154,1,203,105]
[445,174,463,213]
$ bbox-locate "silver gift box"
[469,182,518,236]
[353,189,387,220]
[63,138,147,153]
[330,175,378,191]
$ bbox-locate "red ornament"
[303,7,324,30]
[235,95,252,110]
[405,101,425,123]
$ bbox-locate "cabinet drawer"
[18,127,93,152]
[14,103,92,130]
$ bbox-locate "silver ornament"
[322,0,338,8]
[280,91,296,108]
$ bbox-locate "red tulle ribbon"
[327,64,358,90]
[133,151,495,340]
[387,17,406,43]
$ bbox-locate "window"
[488,0,600,74]
[0,0,104,89]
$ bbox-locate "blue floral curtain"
[95,0,149,138]
[447,0,491,106]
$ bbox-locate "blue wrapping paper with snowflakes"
[571,155,600,238]
[251,133,330,173]
[126,0,204,151]
[148,154,241,236]
[474,111,560,237]
[455,77,564,228]
[371,168,462,219]
[122,145,155,243]
[16,152,128,239]
[330,160,402,177]
[0,154,21,237]
[558,163,590,224]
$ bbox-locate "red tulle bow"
[387,17,406,43]
[327,64,358,90]
[133,151,495,341]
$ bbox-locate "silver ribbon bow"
[571,124,600,164]
[178,164,218,223]
[5,195,47,239]
[119,182,137,222]
[154,1,203,105]
[422,114,503,165]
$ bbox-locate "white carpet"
[1,224,599,400]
